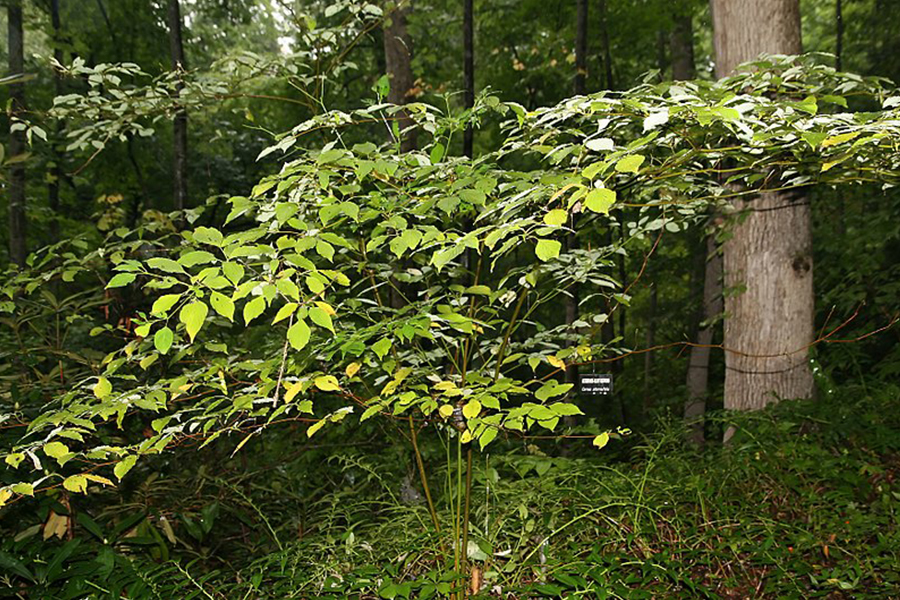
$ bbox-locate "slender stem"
[493,289,527,381]
[461,446,474,591]
[454,435,463,577]
[410,415,443,542]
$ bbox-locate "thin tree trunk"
[383,1,417,152]
[710,0,814,427]
[598,0,614,89]
[685,233,722,445]
[463,0,474,157]
[565,0,588,396]
[574,0,587,95]
[8,0,27,267]
[167,0,188,213]
[49,0,64,240]
[642,281,657,417]
[670,8,695,80]
[835,0,843,70]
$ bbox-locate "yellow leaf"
[460,429,473,444]
[284,381,304,402]
[439,404,455,419]
[314,375,340,392]
[314,301,336,316]
[0,488,11,508]
[593,432,610,449]
[547,355,566,369]
[345,362,361,378]
[85,474,114,487]
[462,400,482,420]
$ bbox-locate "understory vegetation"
[2,388,899,598]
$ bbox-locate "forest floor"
[3,386,900,598]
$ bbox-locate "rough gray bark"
[168,0,188,212]
[670,8,695,80]
[711,0,815,419]
[8,0,27,267]
[383,2,417,153]
[710,0,802,76]
[685,233,722,445]
[463,0,474,156]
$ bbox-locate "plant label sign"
[579,374,612,396]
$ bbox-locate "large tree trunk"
[685,233,722,445]
[710,0,802,75]
[710,0,815,420]
[670,8,695,80]
[7,0,27,267]
[383,1,417,153]
[167,0,188,213]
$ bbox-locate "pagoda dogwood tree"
[2,56,900,515]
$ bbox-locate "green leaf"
[478,427,498,450]
[584,188,617,214]
[314,375,340,392]
[287,319,311,351]
[593,432,610,449]
[306,420,326,438]
[306,275,326,295]
[550,402,583,416]
[151,294,181,316]
[147,258,186,274]
[192,226,224,246]
[94,376,112,399]
[614,154,645,174]
[372,337,392,359]
[210,292,235,321]
[106,273,136,288]
[114,455,138,480]
[543,209,568,226]
[154,326,174,354]
[316,240,335,261]
[309,307,334,332]
[273,302,298,324]
[63,475,88,494]
[43,441,71,465]
[243,296,267,325]
[222,262,244,285]
[430,142,445,164]
[179,301,209,342]
[178,251,216,267]
[535,239,561,262]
